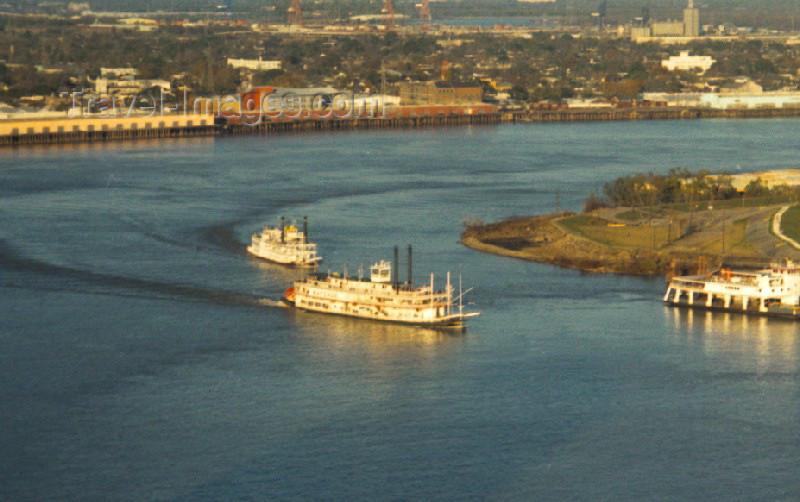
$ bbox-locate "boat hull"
[665,299,800,320]
[247,246,320,268]
[282,297,470,331]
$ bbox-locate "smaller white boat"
[247,216,321,267]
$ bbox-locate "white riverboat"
[283,246,479,330]
[247,216,321,267]
[663,260,800,318]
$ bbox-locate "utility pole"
[206,49,214,94]
[721,221,726,255]
[382,0,395,29]
[419,0,431,29]
[653,222,656,250]
[203,18,214,94]
[554,188,560,213]
[288,0,303,25]
[380,60,387,97]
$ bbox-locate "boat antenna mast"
[446,271,451,316]
[459,273,463,317]
[393,245,399,292]
[407,244,413,287]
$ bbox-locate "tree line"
[584,168,793,211]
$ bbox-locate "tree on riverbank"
[595,169,790,209]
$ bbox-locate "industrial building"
[94,78,171,96]
[93,68,170,96]
[226,57,282,71]
[662,51,715,73]
[100,68,138,78]
[642,80,800,109]
[398,81,483,106]
[239,86,339,114]
[227,86,401,118]
[630,0,701,40]
[0,113,215,146]
[706,170,800,191]
[216,84,496,128]
[229,83,484,118]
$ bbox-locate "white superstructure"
[226,57,282,71]
[247,216,321,267]
[661,51,715,73]
[663,260,800,317]
[283,246,479,330]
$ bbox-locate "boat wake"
[200,222,249,256]
[257,298,288,308]
[0,239,284,310]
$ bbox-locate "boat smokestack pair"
[391,245,413,290]
[280,216,285,243]
[303,216,308,243]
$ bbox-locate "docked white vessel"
[247,216,321,267]
[283,246,479,330]
[663,260,800,318]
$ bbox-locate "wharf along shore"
[3,106,800,147]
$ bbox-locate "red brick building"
[398,81,484,106]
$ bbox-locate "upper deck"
[668,263,800,299]
[254,225,316,248]
[299,271,451,306]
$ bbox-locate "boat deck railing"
[303,275,451,301]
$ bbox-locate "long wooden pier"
[219,112,501,135]
[508,105,800,123]
[0,114,216,147]
[0,124,215,146]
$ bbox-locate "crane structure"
[288,0,302,25]
[381,0,396,29]
[418,0,431,28]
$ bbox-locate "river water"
[2,120,800,500]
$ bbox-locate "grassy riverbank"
[463,198,800,276]
[780,205,800,243]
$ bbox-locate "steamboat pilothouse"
[283,245,479,330]
[247,216,321,267]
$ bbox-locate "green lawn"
[560,214,669,249]
[560,212,759,256]
[616,209,642,222]
[781,205,800,242]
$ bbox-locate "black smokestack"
[393,245,399,290]
[280,216,285,243]
[407,244,412,287]
[303,215,308,243]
